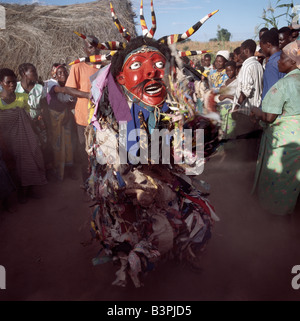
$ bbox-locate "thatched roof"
[0,0,137,80]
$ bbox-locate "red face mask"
[116,48,167,107]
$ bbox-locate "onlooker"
[16,63,49,171]
[63,35,102,185]
[218,61,238,102]
[15,63,43,120]
[233,39,264,115]
[233,47,243,74]
[215,61,238,139]
[257,27,269,68]
[41,63,59,99]
[251,40,300,215]
[255,48,266,67]
[203,53,213,73]
[46,65,77,181]
[259,27,269,40]
[260,29,285,100]
[194,60,202,72]
[278,26,293,50]
[40,63,60,179]
[290,27,299,41]
[0,68,47,204]
[269,27,279,33]
[208,50,229,92]
[40,63,61,175]
[257,27,269,52]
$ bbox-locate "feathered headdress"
[69,0,218,65]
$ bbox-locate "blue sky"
[1,0,298,41]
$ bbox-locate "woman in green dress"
[251,40,300,215]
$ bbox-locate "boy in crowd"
[233,39,263,115]
[260,29,285,100]
[278,27,293,50]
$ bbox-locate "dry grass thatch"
[0,0,137,80]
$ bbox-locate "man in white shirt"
[233,39,264,116]
[230,39,264,157]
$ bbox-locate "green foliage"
[209,25,231,42]
[216,25,232,41]
[259,0,296,29]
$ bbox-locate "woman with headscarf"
[208,50,229,92]
[251,40,300,216]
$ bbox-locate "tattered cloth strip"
[0,108,47,187]
[87,133,217,287]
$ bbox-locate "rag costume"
[72,0,221,287]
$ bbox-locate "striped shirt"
[233,56,264,115]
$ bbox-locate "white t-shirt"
[42,78,58,98]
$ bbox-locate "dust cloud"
[0,138,299,301]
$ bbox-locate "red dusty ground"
[0,139,299,301]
